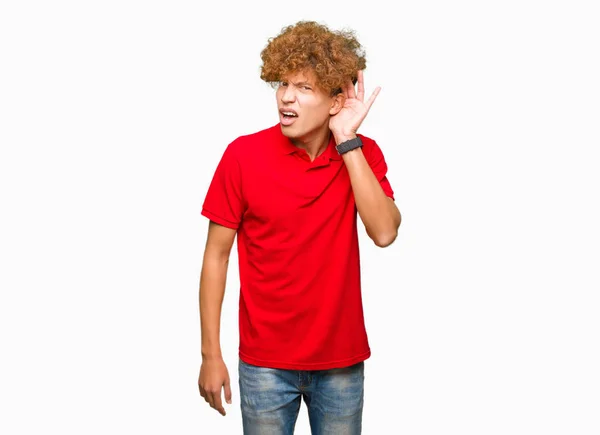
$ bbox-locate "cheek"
[309,102,332,122]
[300,96,329,115]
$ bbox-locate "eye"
[301,85,311,90]
[280,81,288,87]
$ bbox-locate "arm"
[337,136,401,247]
[329,70,401,247]
[198,220,237,416]
[199,220,236,359]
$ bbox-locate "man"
[198,20,401,434]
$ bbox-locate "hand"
[198,357,232,416]
[329,70,381,138]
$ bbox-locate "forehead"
[282,70,317,84]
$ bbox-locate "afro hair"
[260,21,367,96]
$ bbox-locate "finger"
[207,393,216,412]
[341,80,351,99]
[346,78,356,99]
[356,70,365,101]
[210,392,226,416]
[365,86,381,111]
[224,378,232,405]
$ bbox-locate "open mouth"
[280,110,298,126]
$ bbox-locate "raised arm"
[329,70,401,247]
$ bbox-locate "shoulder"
[357,132,376,147]
[357,132,381,158]
[224,124,279,159]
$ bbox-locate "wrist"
[202,353,223,362]
[201,346,223,360]
[332,131,357,145]
[335,136,363,155]
[340,146,363,157]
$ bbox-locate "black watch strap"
[336,136,363,155]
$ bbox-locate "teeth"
[282,112,296,117]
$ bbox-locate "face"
[276,70,341,140]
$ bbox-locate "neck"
[290,126,331,161]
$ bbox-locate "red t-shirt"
[201,124,394,370]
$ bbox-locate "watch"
[336,136,363,155]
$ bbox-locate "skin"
[198,69,401,416]
[198,221,236,416]
[330,70,401,246]
[277,69,345,160]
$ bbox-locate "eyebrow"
[291,81,312,86]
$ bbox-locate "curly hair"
[260,21,366,96]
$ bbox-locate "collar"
[274,125,342,161]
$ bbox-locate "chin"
[280,123,299,138]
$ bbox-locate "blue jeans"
[238,358,365,434]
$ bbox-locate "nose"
[280,86,296,104]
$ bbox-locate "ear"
[329,93,345,116]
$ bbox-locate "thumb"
[224,378,232,404]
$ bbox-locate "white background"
[1,0,599,434]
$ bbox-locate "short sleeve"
[363,137,395,200]
[201,142,245,229]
